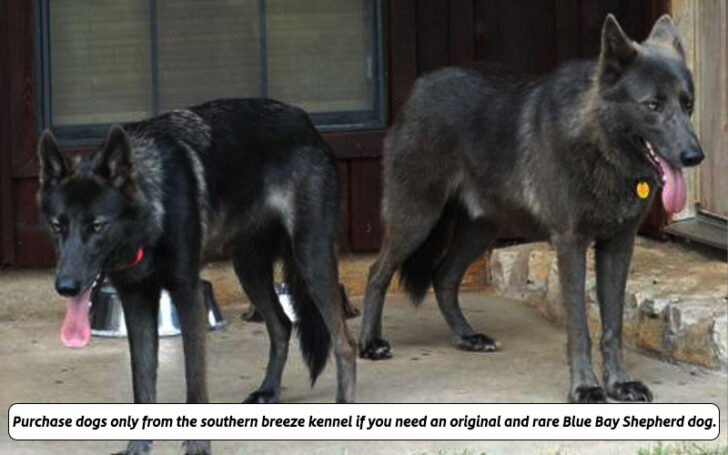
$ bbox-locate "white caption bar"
[8,403,719,441]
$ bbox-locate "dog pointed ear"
[598,14,638,85]
[37,129,70,187]
[92,124,136,189]
[646,14,685,58]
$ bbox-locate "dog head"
[596,14,703,213]
[37,125,140,298]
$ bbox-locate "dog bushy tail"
[283,255,330,385]
[399,199,461,305]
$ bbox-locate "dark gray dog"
[38,99,356,454]
[359,15,703,403]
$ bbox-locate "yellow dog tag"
[636,181,650,199]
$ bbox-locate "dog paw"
[183,440,211,455]
[242,390,278,404]
[344,306,360,319]
[454,333,499,352]
[569,385,608,403]
[240,307,264,323]
[607,381,653,402]
[359,338,392,360]
[111,440,152,455]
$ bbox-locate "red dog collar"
[128,247,144,268]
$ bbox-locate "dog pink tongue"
[657,155,686,214]
[61,289,92,348]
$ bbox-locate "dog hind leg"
[433,216,500,351]
[359,203,446,360]
[291,227,357,403]
[234,250,291,404]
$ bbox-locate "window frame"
[35,0,386,143]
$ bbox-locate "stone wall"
[490,240,728,371]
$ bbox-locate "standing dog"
[359,15,703,403]
[38,98,356,454]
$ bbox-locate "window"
[38,0,384,140]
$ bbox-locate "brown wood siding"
[2,0,671,263]
[448,1,475,65]
[13,177,54,266]
[2,0,39,265]
[337,161,351,252]
[475,0,557,73]
[349,157,384,251]
[0,0,14,265]
[387,0,418,120]
[6,0,38,180]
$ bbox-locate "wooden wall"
[696,0,728,219]
[0,0,13,266]
[1,0,48,266]
[0,0,669,265]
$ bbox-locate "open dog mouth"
[636,137,686,214]
[639,138,662,175]
[60,273,102,348]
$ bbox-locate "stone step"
[490,239,728,372]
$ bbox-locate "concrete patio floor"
[1,289,726,455]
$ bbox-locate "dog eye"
[49,221,62,234]
[682,98,694,114]
[644,100,662,112]
[91,221,107,233]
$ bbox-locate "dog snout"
[55,277,82,297]
[680,146,704,167]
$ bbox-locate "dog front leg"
[554,234,606,403]
[114,284,161,455]
[169,280,211,455]
[595,229,653,402]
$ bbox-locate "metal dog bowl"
[90,279,225,337]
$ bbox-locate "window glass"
[44,0,381,132]
[267,0,374,113]
[158,0,260,111]
[49,0,152,126]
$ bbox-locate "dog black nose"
[680,146,704,167]
[55,277,81,297]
